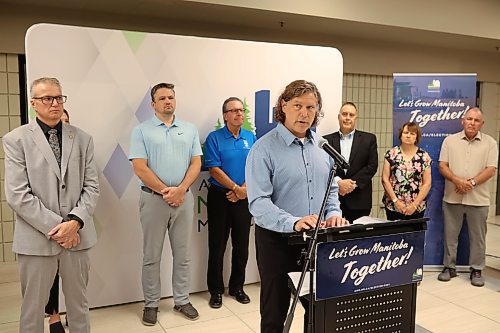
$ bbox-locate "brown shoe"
[142,307,158,326]
[174,302,199,320]
[437,267,457,281]
[470,269,484,287]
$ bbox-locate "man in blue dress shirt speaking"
[246,80,347,333]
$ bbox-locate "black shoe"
[142,307,158,326]
[49,321,65,333]
[229,289,250,304]
[209,293,223,308]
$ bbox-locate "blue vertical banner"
[393,74,476,265]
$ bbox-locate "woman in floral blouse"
[382,122,432,220]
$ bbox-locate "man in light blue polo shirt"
[129,83,202,325]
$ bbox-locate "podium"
[288,218,427,333]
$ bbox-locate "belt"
[141,186,189,195]
[141,186,162,196]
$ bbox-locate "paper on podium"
[352,216,387,225]
[288,272,315,296]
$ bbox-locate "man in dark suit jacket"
[3,77,99,333]
[323,102,378,222]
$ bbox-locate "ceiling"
[1,0,499,54]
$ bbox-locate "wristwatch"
[468,178,476,187]
[392,197,399,204]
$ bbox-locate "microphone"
[318,139,350,170]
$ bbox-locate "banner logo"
[427,79,441,93]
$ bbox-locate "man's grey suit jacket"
[3,120,99,255]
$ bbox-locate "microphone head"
[318,138,328,149]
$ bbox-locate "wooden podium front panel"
[315,284,416,333]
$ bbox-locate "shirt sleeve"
[68,214,84,229]
[439,137,449,162]
[191,128,203,157]
[422,151,432,170]
[486,137,499,167]
[384,148,391,162]
[245,145,301,233]
[128,126,147,160]
[203,132,221,168]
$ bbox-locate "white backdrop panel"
[25,23,343,308]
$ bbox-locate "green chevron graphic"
[215,118,223,130]
[242,98,255,133]
[122,31,148,53]
[28,106,36,120]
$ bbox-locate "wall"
[342,74,393,219]
[0,54,21,262]
[1,4,500,82]
[480,82,500,217]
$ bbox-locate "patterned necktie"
[48,128,61,167]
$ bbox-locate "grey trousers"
[140,190,194,307]
[442,202,489,270]
[18,249,91,333]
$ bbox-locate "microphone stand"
[283,166,337,333]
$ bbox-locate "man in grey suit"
[3,77,99,333]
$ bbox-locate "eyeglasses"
[225,108,244,114]
[32,95,67,105]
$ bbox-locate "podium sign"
[315,231,425,301]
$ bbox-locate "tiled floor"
[2,219,500,333]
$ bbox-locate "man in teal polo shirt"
[129,83,202,325]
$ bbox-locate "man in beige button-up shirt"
[437,107,498,287]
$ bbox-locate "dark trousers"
[45,271,59,315]
[207,185,252,294]
[341,205,371,223]
[255,225,309,333]
[385,208,425,221]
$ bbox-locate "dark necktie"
[48,128,61,167]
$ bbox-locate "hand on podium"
[293,214,319,231]
[293,215,349,232]
[322,215,349,228]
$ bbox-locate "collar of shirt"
[460,130,482,142]
[276,122,316,146]
[223,125,242,139]
[339,129,355,140]
[36,117,62,135]
[151,114,179,128]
